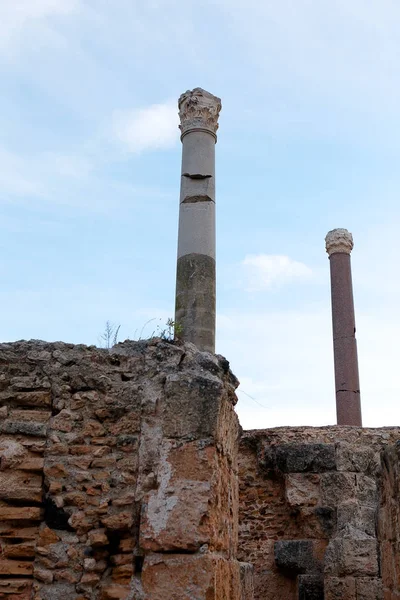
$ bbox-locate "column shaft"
[330,254,362,425]
[326,228,362,426]
[174,89,221,353]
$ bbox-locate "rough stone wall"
[378,441,400,599]
[238,426,400,600]
[3,338,400,600]
[0,339,243,600]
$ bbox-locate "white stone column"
[175,88,222,353]
[326,228,362,426]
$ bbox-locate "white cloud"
[0,147,45,198]
[112,102,179,154]
[216,0,400,139]
[241,254,312,291]
[0,146,93,201]
[0,0,80,55]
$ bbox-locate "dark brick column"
[325,228,362,426]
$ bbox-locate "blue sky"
[2,0,400,429]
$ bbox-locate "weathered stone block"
[140,441,215,552]
[356,577,383,600]
[285,474,321,506]
[141,424,238,554]
[274,540,314,574]
[163,372,224,439]
[142,553,241,600]
[324,576,356,600]
[337,501,376,537]
[356,474,377,506]
[239,562,254,600]
[298,574,324,600]
[320,472,356,505]
[325,538,379,577]
[314,506,337,537]
[267,443,336,473]
[336,442,380,475]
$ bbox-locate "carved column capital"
[178,87,222,140]
[325,228,354,256]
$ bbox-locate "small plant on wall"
[98,318,183,349]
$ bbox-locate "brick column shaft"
[326,229,362,426]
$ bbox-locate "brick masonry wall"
[238,426,400,600]
[0,339,243,600]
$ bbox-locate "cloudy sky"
[1,0,400,429]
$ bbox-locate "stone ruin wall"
[1,339,400,599]
[0,339,244,600]
[379,441,400,599]
[238,426,400,600]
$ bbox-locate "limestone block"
[356,474,378,506]
[239,562,254,600]
[141,553,241,600]
[264,443,336,474]
[337,500,376,537]
[163,372,224,439]
[324,576,356,600]
[140,441,227,552]
[274,540,314,574]
[313,506,337,537]
[320,472,357,505]
[298,574,324,600]
[285,474,321,506]
[356,577,383,600]
[336,442,380,475]
[325,538,379,577]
